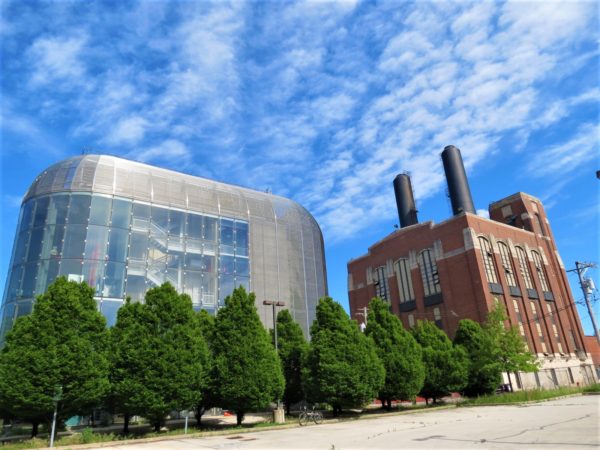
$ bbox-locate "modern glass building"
[0,155,327,339]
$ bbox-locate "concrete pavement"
[86,395,599,449]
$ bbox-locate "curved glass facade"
[1,155,326,340]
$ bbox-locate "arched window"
[478,237,499,284]
[374,265,389,301]
[394,258,414,303]
[498,242,517,287]
[531,250,550,292]
[418,249,441,296]
[515,246,534,289]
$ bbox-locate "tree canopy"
[484,305,538,391]
[411,320,468,403]
[0,277,109,437]
[211,286,284,425]
[454,319,503,397]
[305,297,384,415]
[365,298,425,409]
[275,309,309,414]
[109,283,209,432]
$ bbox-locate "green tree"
[454,319,503,397]
[484,305,538,391]
[305,297,384,415]
[365,298,425,409]
[211,287,284,426]
[275,309,309,414]
[0,277,109,437]
[411,320,468,404]
[109,283,209,432]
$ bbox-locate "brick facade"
[348,192,598,389]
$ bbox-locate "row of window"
[375,248,440,305]
[511,295,564,354]
[374,239,551,311]
[478,237,551,293]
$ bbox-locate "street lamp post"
[263,299,285,421]
[49,385,62,448]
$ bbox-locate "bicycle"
[298,405,323,426]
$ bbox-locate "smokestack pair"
[393,145,475,228]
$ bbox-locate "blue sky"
[1,1,598,333]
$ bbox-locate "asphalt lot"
[90,395,599,449]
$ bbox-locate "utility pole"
[263,299,285,422]
[570,262,599,345]
[356,306,368,331]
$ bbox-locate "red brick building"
[348,146,597,389]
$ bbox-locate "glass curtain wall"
[2,192,249,331]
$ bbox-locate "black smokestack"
[441,145,475,215]
[393,173,418,228]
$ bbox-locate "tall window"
[531,250,550,292]
[418,249,441,296]
[535,213,547,236]
[498,242,517,287]
[546,303,563,353]
[512,299,527,339]
[433,307,442,329]
[478,237,499,284]
[374,266,390,301]
[515,246,534,289]
[394,258,414,303]
[530,301,547,353]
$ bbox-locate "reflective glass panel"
[169,210,184,236]
[201,255,215,273]
[125,275,146,302]
[83,260,105,295]
[89,196,111,226]
[13,230,29,264]
[203,217,217,241]
[62,225,86,259]
[111,199,131,229]
[202,275,216,305]
[101,299,122,327]
[6,265,24,299]
[0,303,16,340]
[235,222,248,256]
[67,194,91,224]
[220,255,234,275]
[185,253,203,270]
[19,200,35,232]
[187,214,202,239]
[184,271,202,305]
[85,225,108,260]
[59,259,83,282]
[26,228,43,262]
[37,259,59,295]
[22,262,38,297]
[132,203,150,230]
[220,219,234,246]
[151,206,169,232]
[107,228,129,263]
[104,262,125,298]
[46,194,69,225]
[33,196,49,227]
[39,225,62,260]
[219,274,234,302]
[129,232,148,261]
[235,257,249,277]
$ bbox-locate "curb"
[457,392,586,407]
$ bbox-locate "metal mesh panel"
[93,159,115,195]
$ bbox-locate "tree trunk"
[195,406,204,427]
[386,399,392,411]
[286,402,291,415]
[31,421,39,438]
[122,413,129,434]
[507,372,514,393]
[236,411,244,426]
[425,398,429,406]
[153,420,161,432]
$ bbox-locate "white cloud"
[27,34,88,87]
[106,117,148,146]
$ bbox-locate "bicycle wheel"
[313,412,323,425]
[298,412,308,426]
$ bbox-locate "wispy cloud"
[1,1,598,244]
